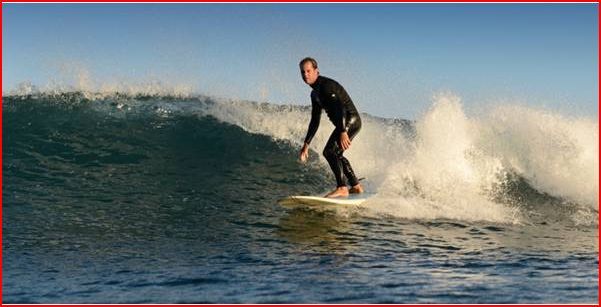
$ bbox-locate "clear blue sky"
[3,3,598,119]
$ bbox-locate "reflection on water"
[277,208,359,254]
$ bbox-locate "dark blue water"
[3,94,598,303]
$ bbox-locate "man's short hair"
[299,57,318,69]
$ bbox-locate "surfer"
[298,57,364,198]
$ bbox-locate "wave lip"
[4,80,195,101]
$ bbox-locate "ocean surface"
[3,91,598,303]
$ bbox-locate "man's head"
[299,57,319,86]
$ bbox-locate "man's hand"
[299,143,309,163]
[340,131,351,151]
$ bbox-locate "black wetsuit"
[304,75,362,188]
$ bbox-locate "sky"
[2,3,598,120]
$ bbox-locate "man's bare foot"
[349,183,364,194]
[325,186,349,198]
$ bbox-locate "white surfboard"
[278,194,371,209]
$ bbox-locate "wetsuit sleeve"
[303,92,322,144]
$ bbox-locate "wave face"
[3,91,598,225]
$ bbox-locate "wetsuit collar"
[310,75,324,90]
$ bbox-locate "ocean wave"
[4,90,597,225]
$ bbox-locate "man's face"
[300,62,319,86]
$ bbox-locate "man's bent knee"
[323,146,341,159]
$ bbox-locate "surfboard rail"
[278,194,371,208]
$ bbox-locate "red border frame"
[0,1,598,307]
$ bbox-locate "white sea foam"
[478,104,599,211]
[364,94,519,223]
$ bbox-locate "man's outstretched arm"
[300,94,322,162]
